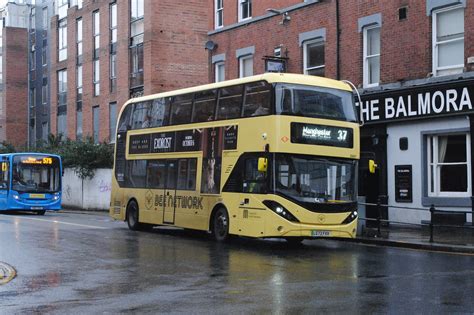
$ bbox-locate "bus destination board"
[291,123,353,148]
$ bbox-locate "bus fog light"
[277,226,284,232]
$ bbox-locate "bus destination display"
[291,123,353,148]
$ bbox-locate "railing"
[359,199,474,244]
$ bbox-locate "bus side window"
[150,98,170,127]
[170,94,193,125]
[118,106,132,132]
[147,160,165,189]
[243,158,266,194]
[216,85,243,120]
[193,89,217,122]
[131,101,152,129]
[0,163,8,189]
[242,81,271,117]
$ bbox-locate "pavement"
[350,223,474,254]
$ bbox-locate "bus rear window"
[275,83,357,122]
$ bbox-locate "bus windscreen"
[275,83,357,122]
[12,156,61,193]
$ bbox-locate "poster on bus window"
[201,127,223,194]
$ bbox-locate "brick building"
[0,2,30,148]
[49,0,209,144]
[207,0,474,224]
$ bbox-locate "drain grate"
[0,262,16,284]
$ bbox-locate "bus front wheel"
[212,207,229,242]
[36,210,46,215]
[126,200,142,231]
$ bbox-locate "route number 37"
[337,130,348,141]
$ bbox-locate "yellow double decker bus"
[110,73,359,242]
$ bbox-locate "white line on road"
[3,215,109,229]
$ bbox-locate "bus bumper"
[265,218,358,239]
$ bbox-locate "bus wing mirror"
[258,158,268,173]
[1,162,6,172]
[369,159,378,174]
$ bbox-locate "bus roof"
[125,73,352,106]
[0,152,61,159]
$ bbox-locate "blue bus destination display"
[291,123,353,148]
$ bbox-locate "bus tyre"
[126,200,142,231]
[212,207,230,242]
[36,210,46,215]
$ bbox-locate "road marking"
[4,215,108,230]
[0,262,16,285]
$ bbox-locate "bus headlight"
[263,200,299,223]
[53,195,60,200]
[13,195,20,200]
[341,210,358,224]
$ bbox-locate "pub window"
[150,98,170,127]
[131,101,152,129]
[427,133,471,197]
[147,160,166,189]
[239,55,253,78]
[363,25,380,88]
[238,0,252,22]
[242,81,271,117]
[215,0,223,29]
[303,39,325,76]
[170,94,193,125]
[193,89,217,122]
[432,5,464,76]
[217,85,243,120]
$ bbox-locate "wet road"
[1,211,473,314]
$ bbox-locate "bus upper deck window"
[170,94,193,125]
[217,85,243,120]
[243,81,271,117]
[193,89,217,122]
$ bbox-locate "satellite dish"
[205,40,217,51]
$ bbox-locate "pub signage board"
[356,79,474,124]
[291,123,353,148]
[395,165,412,203]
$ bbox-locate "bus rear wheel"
[126,200,142,231]
[36,210,46,215]
[212,207,229,242]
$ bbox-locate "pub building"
[358,73,474,226]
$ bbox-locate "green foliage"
[2,135,114,180]
[0,141,17,154]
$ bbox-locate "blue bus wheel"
[36,210,46,215]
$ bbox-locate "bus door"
[237,156,268,236]
[0,160,8,209]
[163,160,178,224]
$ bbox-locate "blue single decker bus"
[0,153,62,215]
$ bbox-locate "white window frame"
[363,24,380,88]
[239,55,253,78]
[238,0,251,22]
[215,62,225,82]
[303,38,325,76]
[215,0,223,29]
[427,133,471,197]
[432,5,464,77]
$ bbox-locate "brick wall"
[209,0,474,87]
[2,27,28,148]
[50,0,209,142]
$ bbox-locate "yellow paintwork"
[110,73,359,239]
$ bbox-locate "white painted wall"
[386,116,472,224]
[62,168,112,211]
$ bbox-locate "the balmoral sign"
[356,79,474,124]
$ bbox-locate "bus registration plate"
[31,206,43,210]
[30,194,45,199]
[311,230,330,237]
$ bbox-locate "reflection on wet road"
[1,211,473,313]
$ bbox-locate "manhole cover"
[0,262,16,284]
